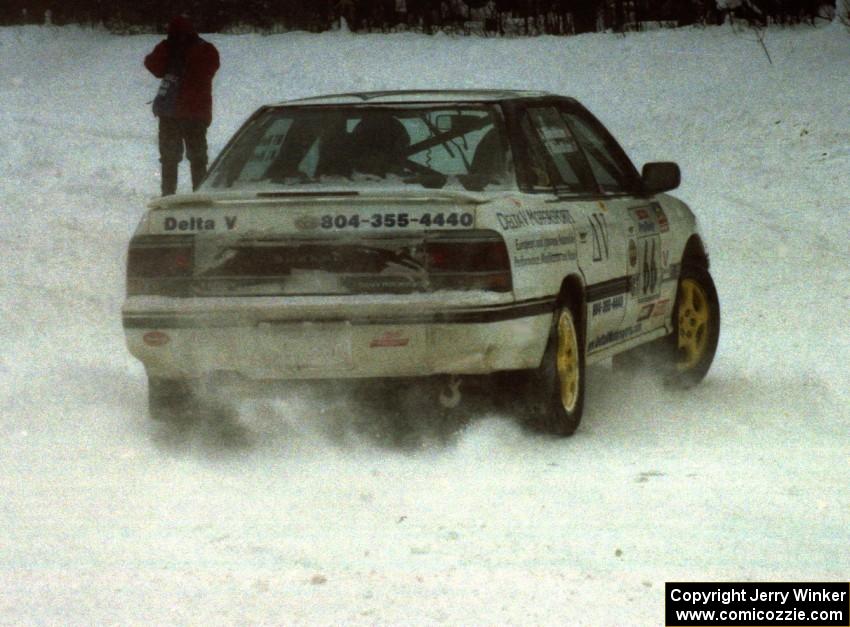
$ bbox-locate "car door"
[557,104,667,354]
[514,103,630,342]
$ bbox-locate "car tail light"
[424,231,512,292]
[126,235,194,296]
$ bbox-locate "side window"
[561,111,640,194]
[518,113,553,188]
[522,107,596,194]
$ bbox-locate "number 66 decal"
[641,237,659,295]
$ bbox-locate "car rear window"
[206,104,515,192]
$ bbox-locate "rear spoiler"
[148,188,502,210]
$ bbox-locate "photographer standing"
[144,15,219,195]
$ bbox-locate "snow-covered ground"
[1,22,848,625]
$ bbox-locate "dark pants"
[158,117,209,195]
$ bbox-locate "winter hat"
[168,15,195,37]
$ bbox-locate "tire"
[526,304,586,437]
[148,377,198,424]
[666,264,720,387]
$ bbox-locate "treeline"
[0,0,836,34]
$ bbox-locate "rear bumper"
[123,294,554,380]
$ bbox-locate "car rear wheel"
[526,304,585,437]
[148,377,198,424]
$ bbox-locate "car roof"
[275,89,574,106]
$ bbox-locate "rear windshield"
[205,104,515,192]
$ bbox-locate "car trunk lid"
[128,190,512,297]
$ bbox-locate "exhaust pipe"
[438,375,462,409]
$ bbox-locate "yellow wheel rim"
[556,310,580,412]
[677,278,711,370]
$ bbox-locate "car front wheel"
[667,264,720,387]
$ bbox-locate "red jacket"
[145,35,219,126]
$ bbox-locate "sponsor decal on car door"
[577,198,631,341]
[622,201,674,331]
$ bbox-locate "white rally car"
[123,90,720,436]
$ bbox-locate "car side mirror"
[641,162,680,194]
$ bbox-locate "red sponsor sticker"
[369,331,410,348]
[652,299,670,317]
[143,331,170,347]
